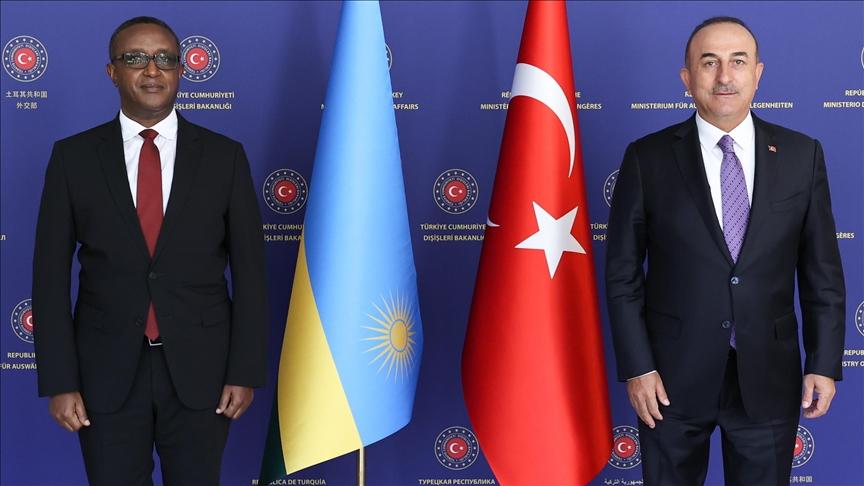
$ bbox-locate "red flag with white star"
[461,1,612,484]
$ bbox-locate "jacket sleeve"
[797,139,845,380]
[605,143,654,381]
[32,142,80,397]
[224,143,268,387]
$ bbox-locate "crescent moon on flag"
[510,62,575,177]
[486,217,499,228]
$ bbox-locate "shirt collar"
[119,109,178,142]
[694,111,754,153]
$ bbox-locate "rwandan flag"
[259,1,423,482]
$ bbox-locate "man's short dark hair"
[684,16,759,67]
[109,16,180,59]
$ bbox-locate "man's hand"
[801,374,835,419]
[49,392,90,432]
[626,371,670,428]
[216,385,254,419]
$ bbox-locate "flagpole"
[357,446,365,486]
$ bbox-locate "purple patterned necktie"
[719,134,749,348]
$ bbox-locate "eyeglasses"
[111,52,181,70]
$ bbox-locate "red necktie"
[137,129,162,340]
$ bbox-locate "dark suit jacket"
[605,113,845,421]
[33,114,267,413]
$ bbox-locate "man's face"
[107,23,181,127]
[680,22,764,132]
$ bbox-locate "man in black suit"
[33,16,267,485]
[606,17,845,485]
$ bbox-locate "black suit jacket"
[605,113,845,421]
[33,114,267,413]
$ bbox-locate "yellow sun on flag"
[362,292,418,382]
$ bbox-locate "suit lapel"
[152,114,203,262]
[97,118,151,259]
[672,116,734,265]
[737,114,777,266]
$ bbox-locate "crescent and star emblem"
[3,37,47,81]
[486,62,585,277]
[189,52,204,67]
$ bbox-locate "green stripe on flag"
[259,392,286,485]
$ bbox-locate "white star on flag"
[515,202,586,278]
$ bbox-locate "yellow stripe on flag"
[277,241,362,474]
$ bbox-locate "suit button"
[721,320,732,329]
[134,318,144,327]
[148,272,157,280]
[730,276,740,285]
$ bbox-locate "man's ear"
[679,67,691,93]
[754,61,764,90]
[106,63,118,86]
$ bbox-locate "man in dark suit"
[33,16,267,485]
[606,17,845,485]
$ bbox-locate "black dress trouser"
[639,350,798,486]
[78,340,230,486]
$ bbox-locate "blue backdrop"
[1,2,862,485]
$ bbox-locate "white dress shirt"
[695,111,756,229]
[119,109,178,213]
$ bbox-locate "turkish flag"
[461,1,612,485]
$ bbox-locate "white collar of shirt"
[119,110,179,212]
[694,111,756,229]
[694,111,754,159]
[119,109,178,145]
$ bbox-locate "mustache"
[712,84,738,94]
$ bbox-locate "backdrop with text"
[1,2,862,485]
